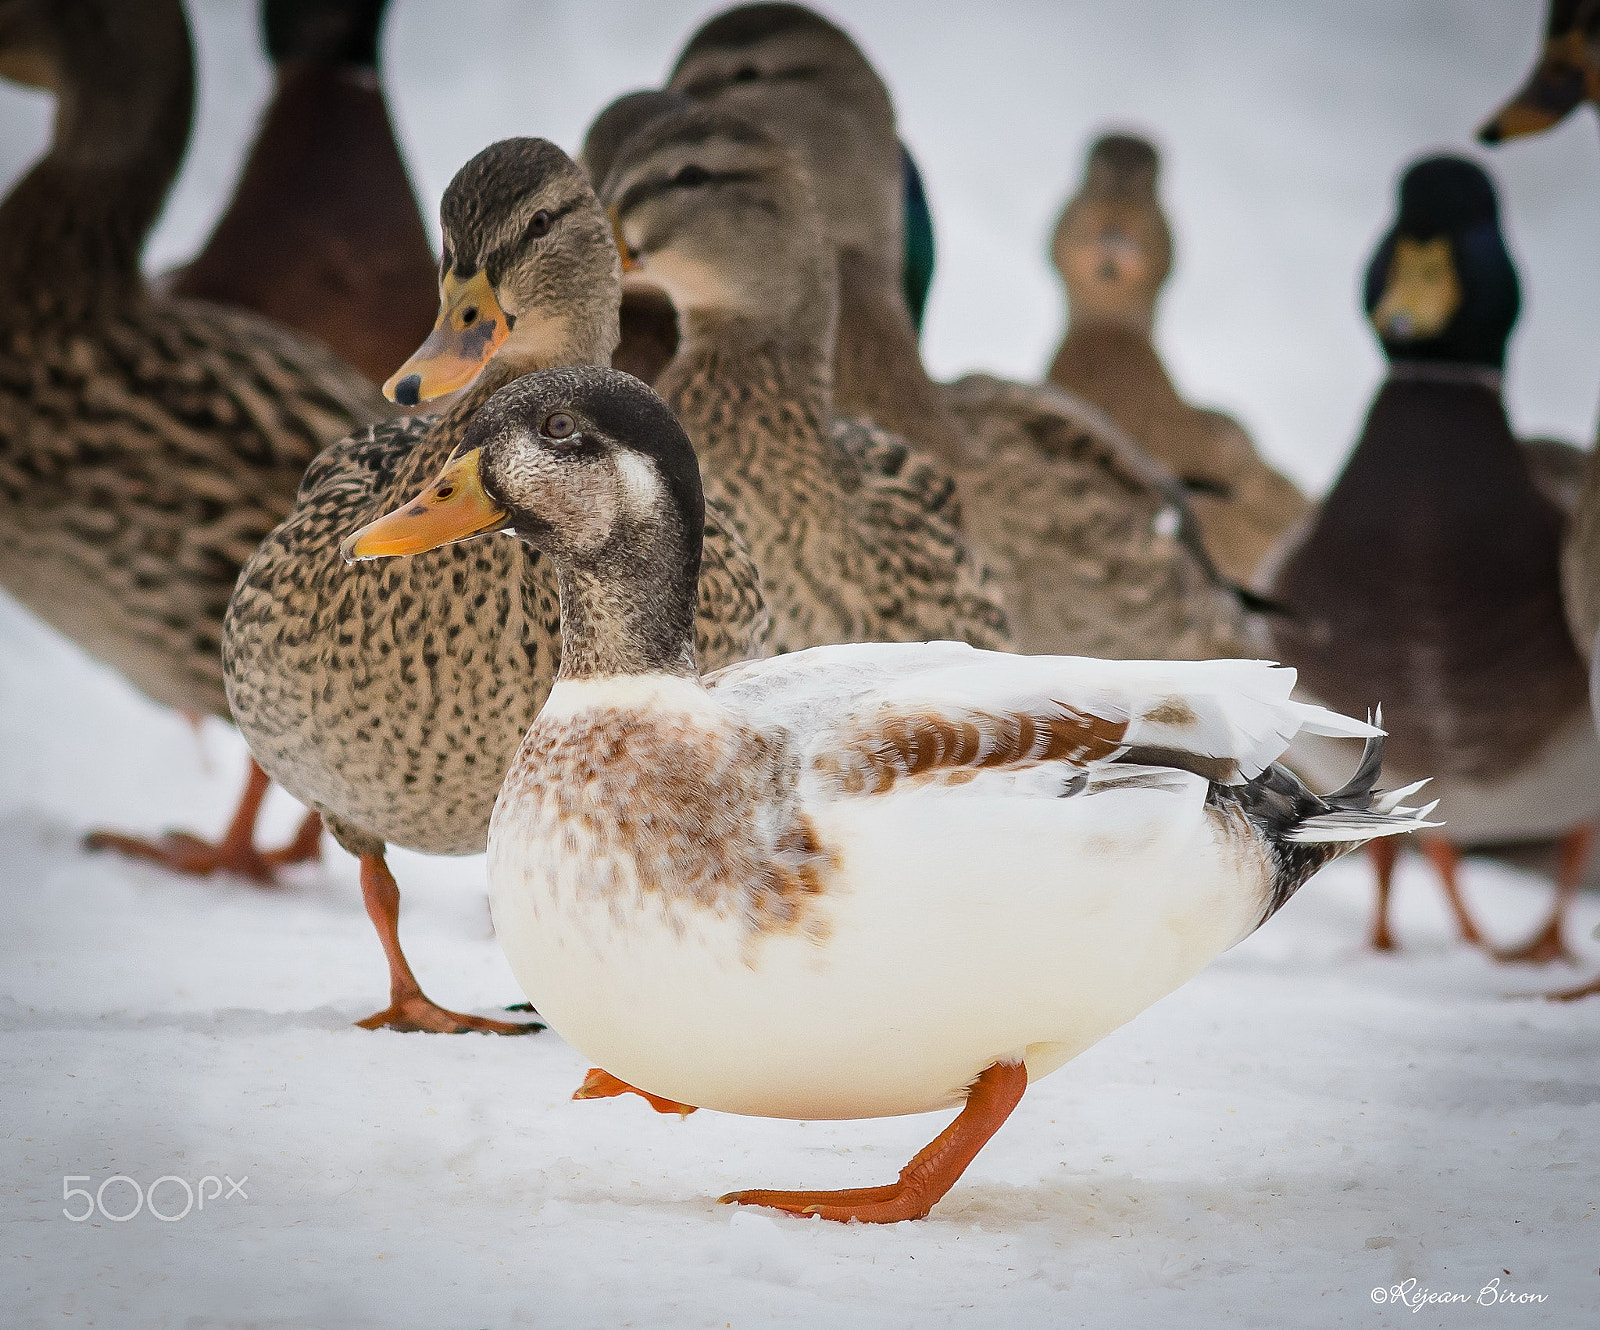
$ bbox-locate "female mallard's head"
[1052,133,1172,334]
[600,106,832,338]
[344,366,704,597]
[1479,0,1600,144]
[384,139,619,406]
[1363,156,1519,370]
[667,4,901,274]
[581,88,693,189]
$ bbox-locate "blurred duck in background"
[664,3,1261,661]
[1046,133,1309,586]
[1265,156,1600,968]
[1480,0,1600,1000]
[0,0,385,882]
[579,87,692,385]
[167,0,437,387]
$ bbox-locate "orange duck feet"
[1492,915,1578,966]
[85,759,321,885]
[356,992,543,1035]
[722,1060,1028,1224]
[573,1068,698,1116]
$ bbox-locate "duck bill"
[383,270,511,406]
[1478,34,1594,142]
[608,206,639,272]
[340,449,508,562]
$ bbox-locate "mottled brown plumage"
[0,2,383,742]
[222,138,769,1030]
[605,108,1009,654]
[225,140,769,858]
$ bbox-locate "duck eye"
[460,306,478,326]
[527,209,553,239]
[674,164,711,188]
[543,412,576,440]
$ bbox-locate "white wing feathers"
[707,642,1381,787]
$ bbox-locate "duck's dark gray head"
[1364,155,1519,370]
[384,138,619,406]
[668,4,901,271]
[347,366,703,572]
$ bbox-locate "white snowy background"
[3,1,1599,1326]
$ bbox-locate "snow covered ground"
[3,594,1599,1328]
[5,1,1600,1326]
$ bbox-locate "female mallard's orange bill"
[608,205,639,272]
[340,449,508,562]
[382,270,511,407]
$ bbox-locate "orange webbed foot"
[1492,917,1578,966]
[84,759,321,886]
[723,1060,1028,1224]
[573,1068,698,1116]
[356,994,544,1035]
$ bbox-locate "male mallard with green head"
[1047,133,1309,586]
[0,0,385,883]
[1267,156,1599,964]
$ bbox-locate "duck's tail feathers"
[1282,728,1441,845]
[1239,723,1442,926]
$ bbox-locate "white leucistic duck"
[344,366,1436,1224]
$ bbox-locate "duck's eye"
[543,412,577,440]
[674,164,711,188]
[460,306,478,326]
[526,209,553,239]
[733,65,760,82]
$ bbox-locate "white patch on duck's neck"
[539,672,714,723]
[613,450,663,515]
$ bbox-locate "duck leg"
[85,757,322,885]
[1495,821,1595,965]
[354,851,543,1035]
[573,1068,697,1117]
[1367,835,1400,951]
[1417,836,1488,948]
[721,1060,1028,1223]
[1547,973,1600,1001]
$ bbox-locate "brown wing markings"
[817,705,1129,795]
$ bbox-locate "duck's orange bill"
[340,449,507,563]
[1478,31,1598,143]
[382,270,510,406]
[608,206,639,272]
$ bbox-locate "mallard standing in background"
[0,0,385,882]
[666,3,1259,661]
[1479,0,1600,1000]
[1046,133,1308,586]
[1266,156,1600,966]
[168,0,437,386]
[600,106,1009,654]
